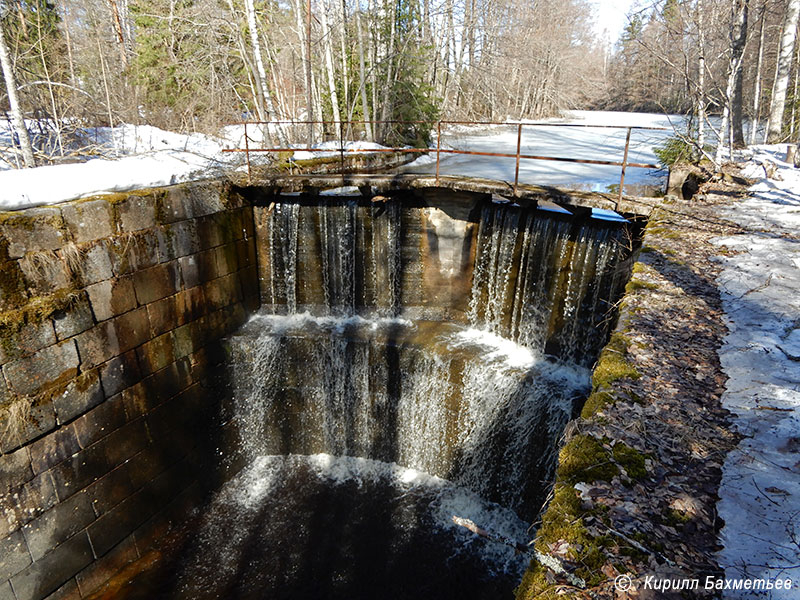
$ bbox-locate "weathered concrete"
[244,173,654,216]
[0,181,259,600]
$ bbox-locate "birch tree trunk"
[378,0,396,139]
[697,0,706,150]
[730,0,749,148]
[61,1,77,86]
[355,6,373,140]
[767,0,800,142]
[0,16,35,167]
[320,0,341,124]
[292,0,314,144]
[749,3,766,145]
[244,0,288,144]
[716,0,749,160]
[338,0,349,127]
[792,41,800,137]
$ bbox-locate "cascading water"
[145,194,633,600]
[467,203,627,366]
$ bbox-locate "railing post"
[339,120,345,182]
[436,121,441,185]
[514,122,522,196]
[617,127,632,211]
[244,122,251,182]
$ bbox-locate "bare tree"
[730,0,749,148]
[749,1,767,144]
[106,0,129,68]
[243,0,288,144]
[767,0,800,142]
[0,2,35,167]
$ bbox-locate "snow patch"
[0,123,391,211]
[714,145,800,598]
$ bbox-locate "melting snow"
[0,121,390,211]
[0,111,677,211]
[714,145,800,598]
[401,110,673,193]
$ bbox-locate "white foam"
[245,311,415,335]
[224,454,529,576]
[451,327,539,369]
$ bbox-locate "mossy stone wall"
[0,181,259,600]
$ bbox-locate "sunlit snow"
[714,145,800,599]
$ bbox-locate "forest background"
[1,0,799,168]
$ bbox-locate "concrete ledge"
[244,173,655,216]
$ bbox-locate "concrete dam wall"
[0,182,638,600]
[0,183,258,600]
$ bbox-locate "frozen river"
[399,111,677,195]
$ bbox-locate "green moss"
[153,190,169,224]
[0,211,56,229]
[625,279,658,292]
[612,442,647,480]
[0,288,78,331]
[106,192,148,206]
[516,563,562,600]
[0,259,28,309]
[219,184,237,210]
[281,154,340,171]
[559,435,619,484]
[664,508,692,527]
[580,390,615,417]
[591,332,640,390]
[516,481,614,598]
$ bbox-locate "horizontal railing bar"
[221,146,660,169]
[228,119,669,131]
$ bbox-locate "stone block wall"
[0,182,259,600]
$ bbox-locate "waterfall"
[229,314,589,516]
[264,197,403,316]
[467,204,627,366]
[147,194,635,600]
[240,194,632,514]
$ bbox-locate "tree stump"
[785,144,799,167]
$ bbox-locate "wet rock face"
[0,181,259,600]
[254,191,631,367]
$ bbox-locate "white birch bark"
[244,0,288,144]
[320,0,342,124]
[355,6,373,140]
[749,4,766,145]
[767,0,800,142]
[0,16,35,167]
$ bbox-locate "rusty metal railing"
[221,120,668,209]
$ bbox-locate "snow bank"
[0,123,391,211]
[714,145,800,598]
